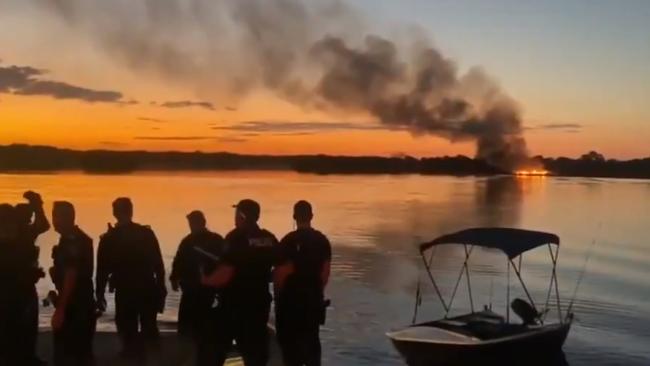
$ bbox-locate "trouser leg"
[0,299,9,364]
[115,292,139,357]
[67,304,96,366]
[26,288,39,364]
[276,307,301,366]
[140,299,160,341]
[277,328,301,366]
[196,307,232,366]
[303,325,322,366]
[16,288,39,365]
[237,305,270,366]
[0,295,21,364]
[178,291,193,336]
[277,302,323,366]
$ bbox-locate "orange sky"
[1,1,649,159]
[1,89,647,159]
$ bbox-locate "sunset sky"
[1,0,649,159]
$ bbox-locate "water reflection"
[476,177,523,228]
[331,176,527,294]
[0,172,648,365]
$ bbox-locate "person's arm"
[51,268,77,330]
[201,264,235,288]
[321,235,332,289]
[201,234,237,289]
[273,234,294,293]
[321,261,331,288]
[170,239,186,291]
[148,229,166,289]
[95,231,110,310]
[24,191,50,235]
[273,263,294,293]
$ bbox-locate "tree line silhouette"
[1,144,648,179]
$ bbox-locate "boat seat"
[388,326,480,344]
[438,319,466,327]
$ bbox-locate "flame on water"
[514,169,550,176]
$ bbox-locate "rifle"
[193,247,221,262]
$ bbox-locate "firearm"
[320,298,331,325]
[193,247,221,262]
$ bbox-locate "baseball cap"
[233,199,260,222]
[186,210,206,222]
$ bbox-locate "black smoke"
[36,0,529,169]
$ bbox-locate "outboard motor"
[511,298,540,325]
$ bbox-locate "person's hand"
[157,285,168,314]
[200,267,211,287]
[96,294,107,312]
[171,280,180,292]
[51,308,65,331]
[23,191,43,206]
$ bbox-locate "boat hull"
[389,322,571,366]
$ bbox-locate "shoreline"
[2,144,649,180]
[1,169,650,182]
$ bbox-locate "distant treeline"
[0,145,648,179]
[539,151,650,179]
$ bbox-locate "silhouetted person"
[0,203,18,365]
[274,201,332,366]
[0,192,50,366]
[96,197,167,360]
[170,210,224,340]
[50,201,97,366]
[200,199,279,366]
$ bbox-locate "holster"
[320,299,331,325]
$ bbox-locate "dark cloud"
[138,117,167,123]
[133,135,248,143]
[213,120,396,133]
[0,63,126,103]
[225,106,238,111]
[159,100,215,111]
[134,136,214,141]
[527,123,583,133]
[537,123,583,130]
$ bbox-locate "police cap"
[233,199,260,223]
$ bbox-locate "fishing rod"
[565,223,601,321]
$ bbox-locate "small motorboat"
[387,228,573,366]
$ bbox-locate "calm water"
[1,172,649,365]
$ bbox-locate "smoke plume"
[38,0,528,169]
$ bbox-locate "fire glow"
[515,169,550,177]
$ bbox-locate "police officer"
[200,199,279,366]
[50,201,96,366]
[0,203,18,365]
[170,210,224,339]
[96,197,167,360]
[0,192,50,365]
[274,200,332,366]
